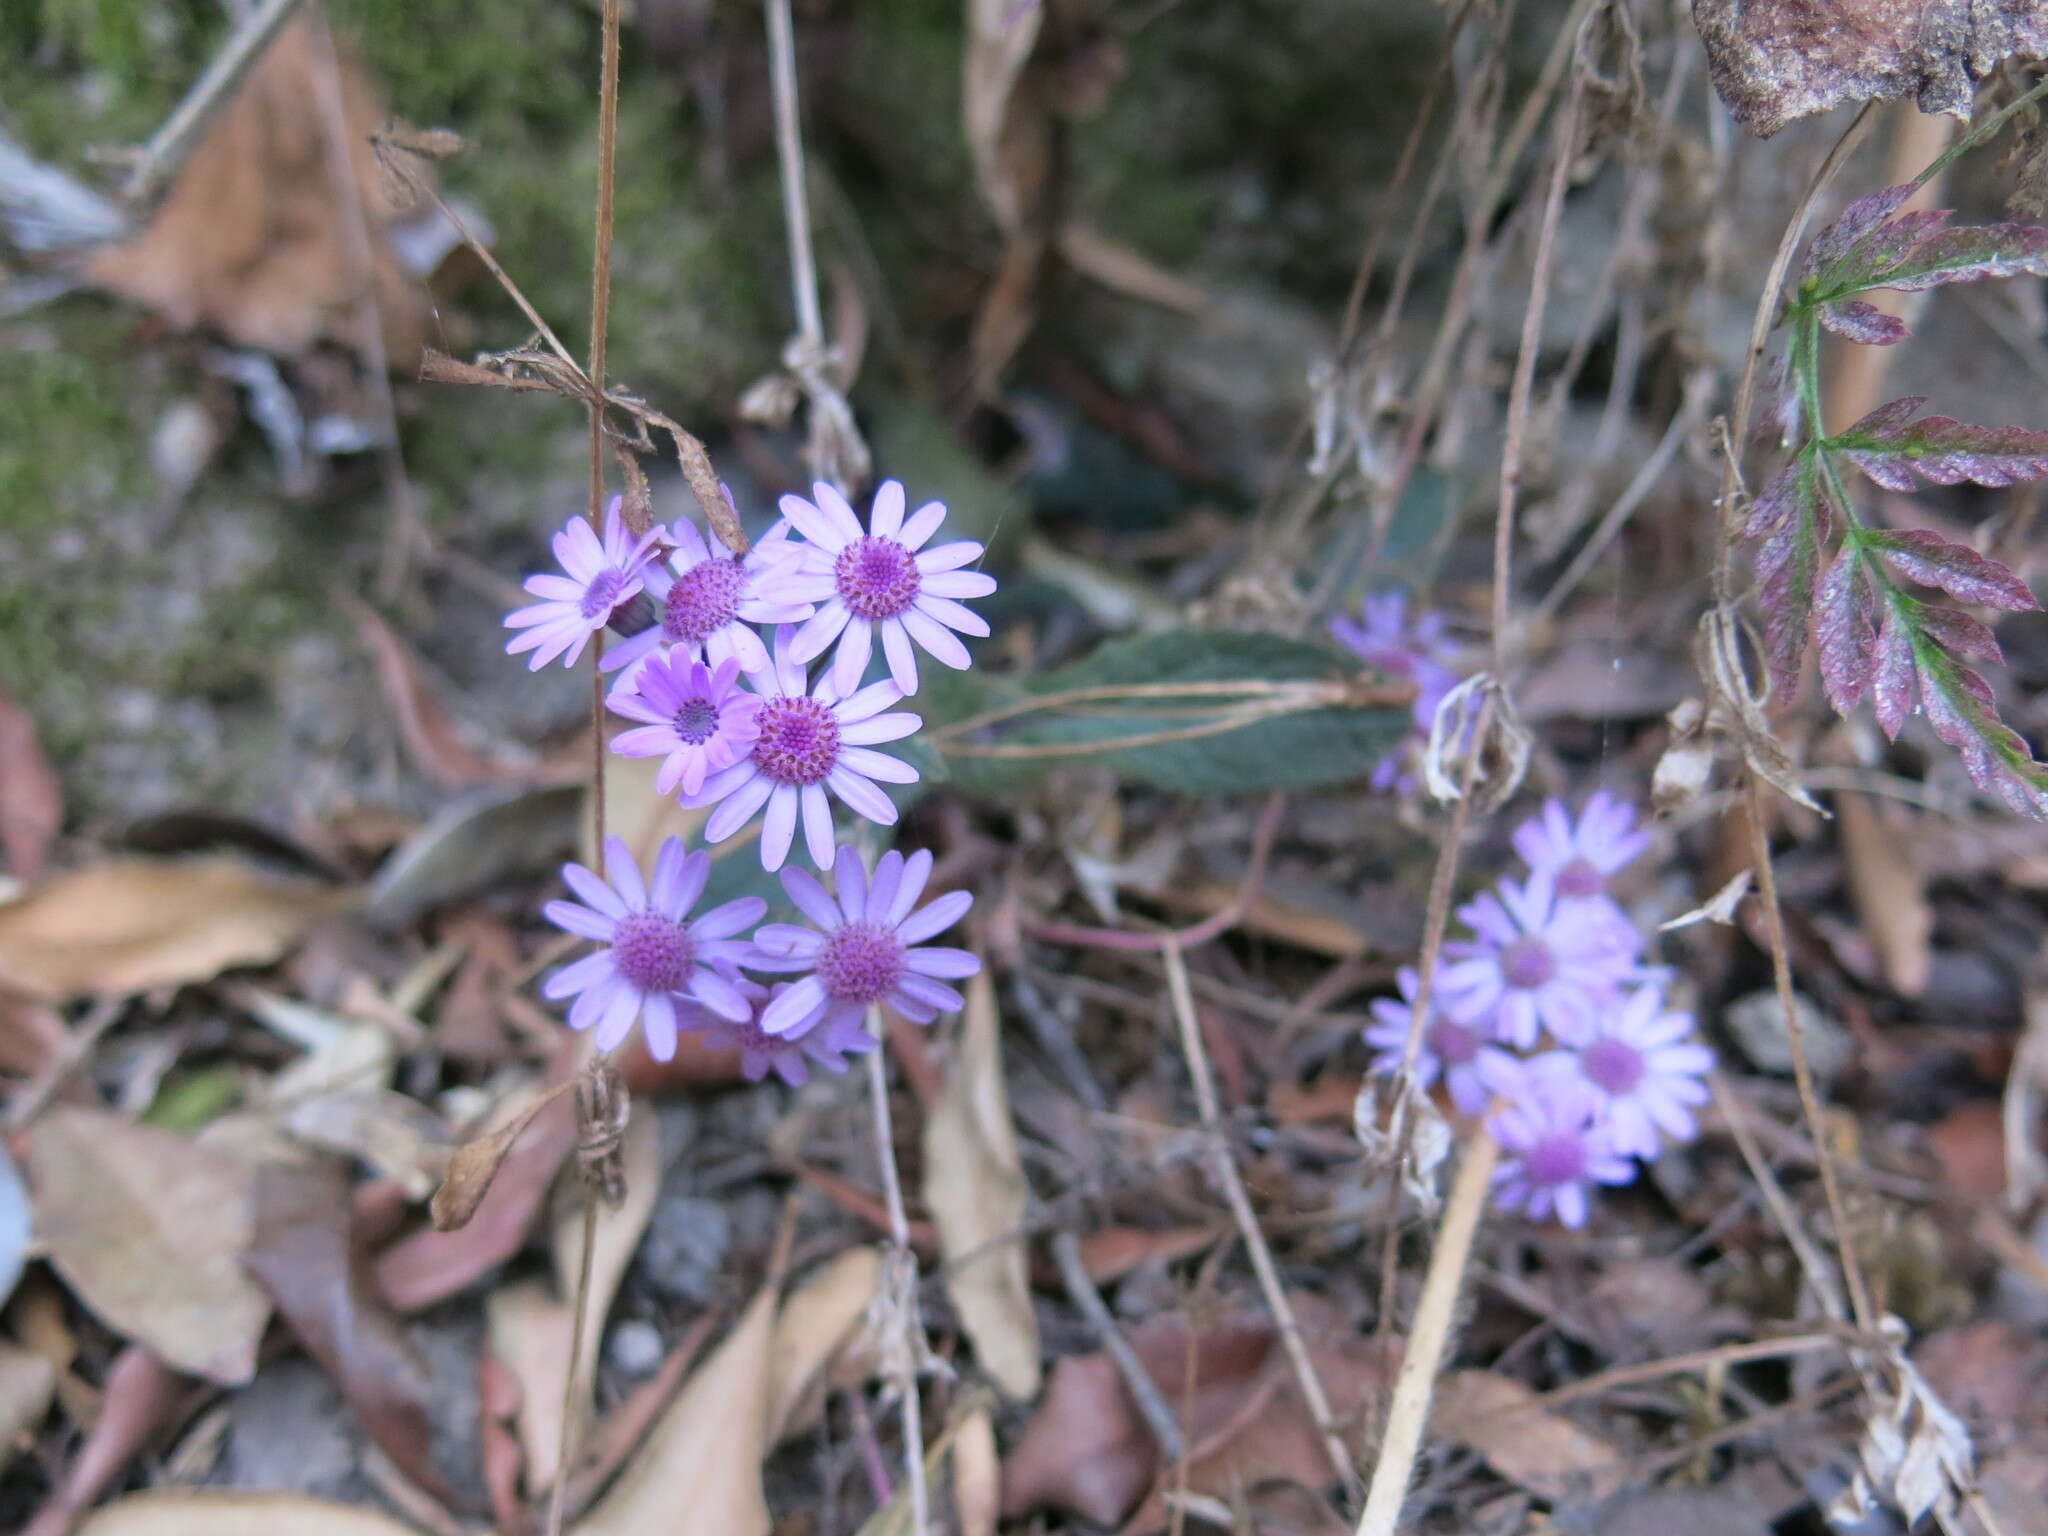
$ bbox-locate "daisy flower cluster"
[1327,591,1462,793]
[1364,791,1714,1228]
[504,482,994,1080]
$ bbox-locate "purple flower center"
[834,536,922,621]
[1425,1017,1482,1067]
[611,911,697,993]
[1581,1036,1645,1096]
[580,569,628,621]
[672,696,721,745]
[1523,1131,1588,1187]
[1502,936,1556,991]
[818,921,905,1003]
[752,696,841,785]
[663,558,747,643]
[1556,856,1605,899]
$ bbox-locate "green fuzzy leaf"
[923,629,1410,798]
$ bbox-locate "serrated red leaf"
[1803,185,1913,279]
[1835,402,2048,493]
[1810,201,2048,302]
[1741,460,1803,540]
[1915,649,2048,818]
[1814,546,1875,715]
[1818,298,1908,345]
[1866,529,2041,611]
[1872,597,1915,740]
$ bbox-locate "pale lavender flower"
[1441,869,1640,1049]
[754,480,997,695]
[1538,986,1714,1157]
[607,653,762,798]
[682,973,877,1086]
[1511,792,1650,902]
[541,836,766,1061]
[1362,965,1512,1116]
[748,846,979,1038]
[601,518,813,685]
[680,629,921,871]
[1328,590,1461,792]
[504,498,663,670]
[1486,1070,1636,1229]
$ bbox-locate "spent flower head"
[680,629,921,871]
[606,653,762,799]
[542,836,767,1061]
[503,498,663,670]
[748,845,979,1037]
[755,479,997,695]
[601,518,814,685]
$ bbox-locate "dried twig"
[1161,937,1360,1501]
[120,0,309,206]
[1050,1231,1184,1463]
[863,1013,930,1536]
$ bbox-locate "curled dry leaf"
[243,1162,461,1508]
[0,689,60,883]
[1430,1369,1627,1507]
[25,1107,271,1384]
[922,970,1040,1401]
[1660,868,1754,932]
[1694,0,2048,138]
[764,1245,883,1445]
[75,1490,424,1536]
[430,1080,574,1231]
[573,1277,776,1536]
[0,856,354,1003]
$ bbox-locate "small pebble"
[607,1319,665,1377]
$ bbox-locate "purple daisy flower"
[1486,1070,1636,1229]
[1440,869,1640,1050]
[1511,792,1650,902]
[1362,965,1512,1117]
[601,518,815,686]
[1540,986,1713,1157]
[503,498,663,670]
[753,479,997,695]
[748,846,979,1038]
[1328,591,1461,792]
[606,653,763,799]
[680,629,921,871]
[541,835,767,1061]
[684,974,879,1086]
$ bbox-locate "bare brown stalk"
[1710,1072,1850,1323]
[863,1011,930,1536]
[1354,1119,1500,1536]
[1050,1231,1185,1463]
[1161,937,1361,1501]
[1491,44,1585,674]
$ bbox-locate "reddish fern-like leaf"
[1749,455,1830,696]
[1816,298,1908,345]
[1871,594,1915,740]
[1814,544,1876,715]
[1864,528,2040,610]
[1914,643,2048,818]
[1808,201,2048,304]
[1833,399,2048,492]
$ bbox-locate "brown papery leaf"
[763,1246,883,1444]
[244,1161,462,1510]
[75,1489,423,1536]
[922,970,1040,1401]
[1693,1,2048,138]
[0,1340,56,1474]
[573,1276,776,1536]
[25,1108,271,1384]
[82,16,432,364]
[0,690,60,883]
[1430,1370,1627,1507]
[22,1347,189,1536]
[0,856,352,1003]
[430,1079,573,1231]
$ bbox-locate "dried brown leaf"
[1074,1225,1219,1284]
[572,1277,775,1536]
[244,1162,461,1508]
[550,1106,660,1430]
[22,1349,190,1536]
[1837,790,1931,996]
[922,970,1039,1401]
[0,856,352,1003]
[0,1339,55,1474]
[430,1080,573,1231]
[764,1246,882,1445]
[1431,1370,1626,1506]
[1694,1,2048,138]
[25,1108,270,1383]
[0,691,60,884]
[485,1279,572,1500]
[75,1490,424,1536]
[953,1403,1001,1536]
